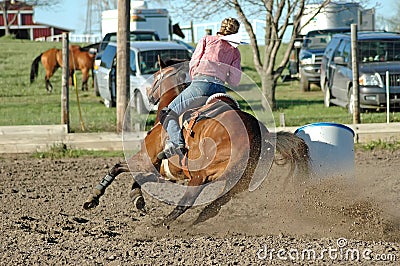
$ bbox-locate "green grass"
[0,37,399,133]
[357,139,400,151]
[31,143,124,159]
[0,37,117,132]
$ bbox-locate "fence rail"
[35,34,102,43]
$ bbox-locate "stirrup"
[157,144,186,160]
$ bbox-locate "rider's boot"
[157,109,187,160]
[157,140,186,160]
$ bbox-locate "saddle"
[179,93,240,138]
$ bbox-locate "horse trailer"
[101,1,171,41]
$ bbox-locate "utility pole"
[116,0,130,132]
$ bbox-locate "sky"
[34,0,398,36]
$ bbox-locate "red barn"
[0,0,72,40]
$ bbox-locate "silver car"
[96,41,192,113]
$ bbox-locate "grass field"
[1,36,399,133]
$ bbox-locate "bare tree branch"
[173,0,341,109]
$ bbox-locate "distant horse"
[83,60,310,225]
[30,44,96,92]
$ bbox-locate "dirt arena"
[0,149,399,265]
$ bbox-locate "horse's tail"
[30,53,42,83]
[275,131,310,179]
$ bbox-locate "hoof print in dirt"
[72,217,89,224]
[151,217,170,229]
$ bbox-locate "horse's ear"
[172,23,185,39]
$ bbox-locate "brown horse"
[30,44,96,92]
[83,60,310,226]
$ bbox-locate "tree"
[380,2,400,31]
[0,0,60,36]
[173,0,332,110]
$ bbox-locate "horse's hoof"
[133,195,146,211]
[83,196,99,210]
[129,189,146,211]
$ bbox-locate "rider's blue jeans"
[166,75,226,146]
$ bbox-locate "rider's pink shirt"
[189,35,242,87]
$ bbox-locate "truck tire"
[300,75,310,92]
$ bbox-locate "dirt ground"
[0,149,399,265]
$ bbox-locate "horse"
[30,44,96,92]
[83,60,310,226]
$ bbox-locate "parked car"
[320,31,400,113]
[93,30,161,95]
[96,41,192,113]
[298,28,350,91]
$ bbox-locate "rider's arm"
[226,50,242,87]
[189,37,206,77]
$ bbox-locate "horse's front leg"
[83,161,130,209]
[129,179,145,212]
[129,172,166,212]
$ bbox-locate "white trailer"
[300,2,375,36]
[101,1,171,40]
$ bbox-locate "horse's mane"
[160,58,189,68]
[147,59,190,105]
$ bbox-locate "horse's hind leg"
[45,78,53,93]
[193,167,252,225]
[157,177,205,226]
[44,70,54,92]
[81,69,89,91]
[193,191,232,225]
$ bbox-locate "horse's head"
[147,60,190,106]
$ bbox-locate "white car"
[93,30,161,96]
[96,41,192,113]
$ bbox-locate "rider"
[157,17,242,159]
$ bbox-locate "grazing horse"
[83,60,310,226]
[30,44,96,92]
